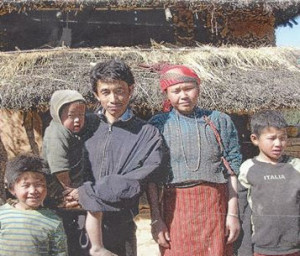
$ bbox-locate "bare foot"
[89,247,117,256]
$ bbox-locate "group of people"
[0,59,299,256]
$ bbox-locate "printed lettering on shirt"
[264,174,286,180]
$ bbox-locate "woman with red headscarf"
[147,65,242,256]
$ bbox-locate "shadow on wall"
[0,110,43,203]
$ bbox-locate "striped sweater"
[0,203,68,256]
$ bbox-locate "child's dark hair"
[250,110,288,136]
[5,153,48,189]
[90,59,135,93]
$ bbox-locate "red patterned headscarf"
[159,65,201,92]
[159,65,201,111]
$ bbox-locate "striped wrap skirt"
[160,182,232,256]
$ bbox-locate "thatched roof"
[0,46,299,115]
[1,0,300,27]
[1,0,299,7]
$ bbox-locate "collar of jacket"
[97,107,134,123]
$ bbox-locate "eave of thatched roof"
[1,1,299,26]
[2,0,300,9]
[1,0,299,5]
[0,46,299,114]
[0,45,300,113]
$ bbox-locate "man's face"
[60,102,86,133]
[94,80,133,123]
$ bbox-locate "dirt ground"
[135,209,160,256]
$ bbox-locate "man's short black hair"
[5,153,48,189]
[250,110,288,136]
[90,59,135,93]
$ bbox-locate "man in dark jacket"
[67,59,165,256]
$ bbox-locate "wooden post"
[0,127,7,205]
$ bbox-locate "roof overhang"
[1,1,299,26]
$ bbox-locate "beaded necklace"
[175,110,201,172]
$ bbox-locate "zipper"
[100,123,113,179]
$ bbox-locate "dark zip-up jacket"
[78,109,165,218]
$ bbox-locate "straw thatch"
[1,0,299,27]
[1,0,299,8]
[0,46,299,115]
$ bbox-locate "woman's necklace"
[175,110,201,172]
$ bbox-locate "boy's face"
[9,171,47,210]
[251,127,287,164]
[60,102,86,133]
[94,80,134,123]
[166,82,200,115]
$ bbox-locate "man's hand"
[225,214,240,244]
[151,218,170,248]
[59,188,81,209]
[67,188,79,201]
[61,200,80,209]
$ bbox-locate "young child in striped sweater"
[0,153,68,256]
